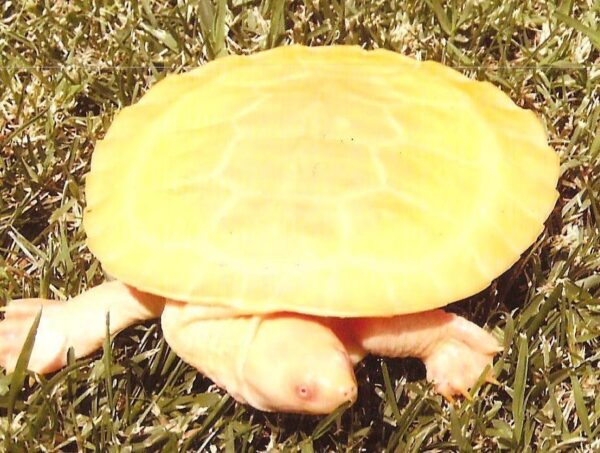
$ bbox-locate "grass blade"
[512,334,529,445]
[102,312,115,417]
[4,308,42,451]
[6,308,41,421]
[555,12,600,51]
[426,0,452,36]
[311,401,351,441]
[570,373,592,439]
[266,0,286,48]
[198,0,228,59]
[381,361,401,424]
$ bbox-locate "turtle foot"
[0,299,68,374]
[423,316,501,401]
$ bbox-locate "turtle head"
[242,314,357,414]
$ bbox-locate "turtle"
[0,45,559,414]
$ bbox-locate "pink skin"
[0,282,501,413]
[0,283,164,373]
[341,312,501,400]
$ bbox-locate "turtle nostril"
[342,384,358,402]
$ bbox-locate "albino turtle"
[0,45,559,414]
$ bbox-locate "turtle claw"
[438,382,471,404]
[443,392,455,404]
[458,387,473,401]
[484,372,501,387]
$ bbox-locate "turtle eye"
[296,383,315,400]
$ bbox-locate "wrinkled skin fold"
[0,281,501,414]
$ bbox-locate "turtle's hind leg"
[347,310,501,400]
[0,281,165,374]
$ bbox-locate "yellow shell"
[84,45,559,316]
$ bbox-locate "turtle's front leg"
[347,310,501,400]
[0,281,165,374]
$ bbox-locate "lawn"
[1,0,599,451]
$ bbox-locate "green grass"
[1,0,599,450]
